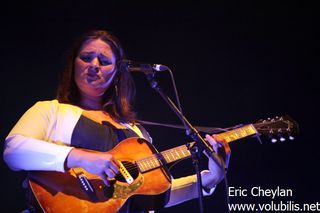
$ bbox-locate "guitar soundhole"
[115,161,139,183]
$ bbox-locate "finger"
[105,155,120,173]
[108,161,120,174]
[105,168,116,179]
[203,135,216,159]
[100,172,110,186]
[220,140,231,165]
[205,134,219,152]
[219,139,231,155]
[205,134,218,145]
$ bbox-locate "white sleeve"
[165,170,216,207]
[3,101,74,172]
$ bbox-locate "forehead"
[79,39,114,55]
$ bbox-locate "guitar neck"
[136,124,257,172]
[215,124,257,143]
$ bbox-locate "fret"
[169,151,176,161]
[176,150,181,158]
[150,159,155,167]
[166,152,172,158]
[164,152,171,162]
[181,148,190,157]
[179,148,189,158]
[144,160,150,170]
[137,161,146,172]
[162,152,171,163]
[149,157,160,168]
[142,161,148,171]
[161,145,191,164]
[137,156,161,173]
[215,124,257,143]
[146,160,151,168]
[137,125,257,173]
[139,160,149,172]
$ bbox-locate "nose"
[88,57,100,73]
[91,56,101,66]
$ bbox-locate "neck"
[80,95,103,110]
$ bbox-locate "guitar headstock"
[253,115,299,143]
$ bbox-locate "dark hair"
[56,30,136,123]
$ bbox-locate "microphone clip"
[120,59,168,74]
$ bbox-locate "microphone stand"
[145,73,227,213]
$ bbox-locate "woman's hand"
[201,134,231,189]
[66,148,119,186]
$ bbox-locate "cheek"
[74,60,86,86]
[75,60,88,79]
[102,66,117,79]
[74,59,86,75]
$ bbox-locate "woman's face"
[74,39,117,99]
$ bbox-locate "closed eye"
[79,53,95,63]
[98,53,112,66]
[78,52,112,66]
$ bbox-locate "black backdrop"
[1,1,319,212]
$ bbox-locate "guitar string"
[84,131,253,184]
[122,148,190,174]
[86,128,254,182]
[88,121,293,184]
[121,127,261,175]
[85,147,192,184]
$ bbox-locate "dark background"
[1,1,319,212]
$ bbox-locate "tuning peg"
[268,129,277,143]
[288,135,295,140]
[271,138,277,143]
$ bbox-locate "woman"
[3,30,230,212]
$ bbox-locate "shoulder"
[32,99,81,111]
[32,99,59,108]
[24,99,59,114]
[28,99,83,117]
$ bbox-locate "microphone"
[120,59,169,73]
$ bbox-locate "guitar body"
[29,137,171,212]
[27,115,298,212]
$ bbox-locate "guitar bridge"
[73,169,98,202]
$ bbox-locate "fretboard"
[136,124,257,173]
[215,124,257,143]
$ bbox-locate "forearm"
[165,170,216,207]
[3,134,73,172]
[66,148,90,169]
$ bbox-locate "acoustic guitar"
[28,116,298,212]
